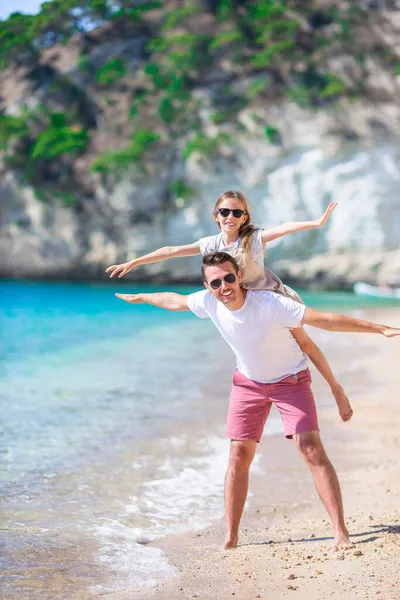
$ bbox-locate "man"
[116,252,400,551]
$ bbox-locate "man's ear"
[237,270,243,286]
[204,281,209,290]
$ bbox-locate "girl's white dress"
[198,229,303,303]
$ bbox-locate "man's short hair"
[201,252,240,282]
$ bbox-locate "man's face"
[204,262,244,309]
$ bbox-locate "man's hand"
[302,307,400,336]
[314,202,337,227]
[115,291,189,311]
[106,261,136,279]
[331,384,353,422]
[115,293,142,304]
[382,326,400,338]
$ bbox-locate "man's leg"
[293,430,353,551]
[224,439,257,549]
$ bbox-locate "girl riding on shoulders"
[106,190,353,422]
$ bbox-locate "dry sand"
[106,307,400,600]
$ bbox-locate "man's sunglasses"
[209,273,237,290]
[216,208,247,218]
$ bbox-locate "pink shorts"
[227,368,319,441]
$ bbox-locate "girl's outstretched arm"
[291,327,353,422]
[106,242,201,279]
[261,202,337,244]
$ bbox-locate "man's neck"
[226,288,247,311]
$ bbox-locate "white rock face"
[261,145,400,254]
[1,103,400,285]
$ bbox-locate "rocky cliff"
[1,1,399,287]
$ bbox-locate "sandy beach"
[104,306,400,600]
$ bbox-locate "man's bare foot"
[332,384,353,422]
[222,535,238,550]
[332,530,354,552]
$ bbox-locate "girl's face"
[215,197,248,236]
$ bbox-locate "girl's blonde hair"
[213,190,256,254]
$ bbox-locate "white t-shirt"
[187,289,307,384]
[198,230,266,289]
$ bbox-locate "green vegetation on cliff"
[0,1,398,203]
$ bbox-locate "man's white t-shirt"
[187,290,308,384]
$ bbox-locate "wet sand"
[105,307,400,600]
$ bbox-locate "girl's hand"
[314,202,337,227]
[106,260,136,278]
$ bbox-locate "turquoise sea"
[1,280,398,598]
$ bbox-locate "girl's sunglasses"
[209,273,237,290]
[217,208,247,218]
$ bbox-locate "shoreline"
[0,277,392,294]
[1,247,400,292]
[1,274,398,294]
[105,306,400,600]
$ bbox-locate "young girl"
[107,190,353,422]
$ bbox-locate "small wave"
[94,520,175,592]
[93,433,272,591]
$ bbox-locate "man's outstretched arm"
[116,292,190,312]
[302,307,400,338]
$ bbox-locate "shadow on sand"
[240,523,400,547]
